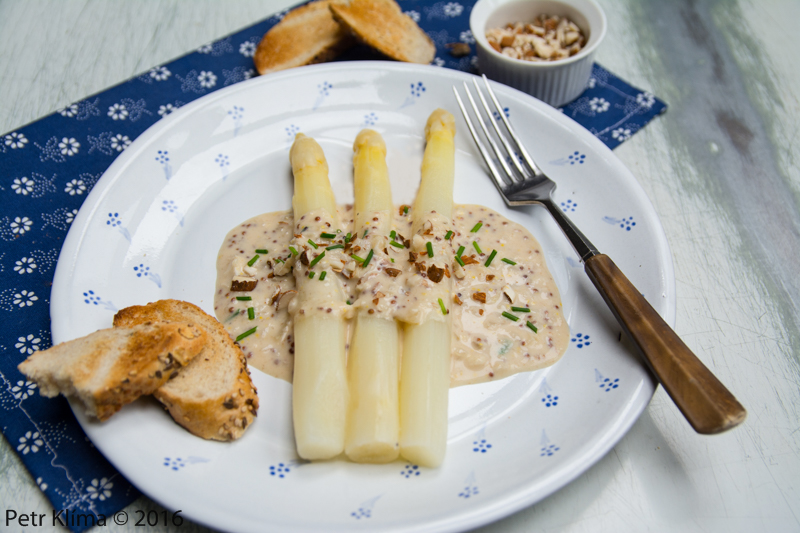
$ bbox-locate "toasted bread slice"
[18,323,206,421]
[254,0,355,75]
[330,0,436,64]
[113,300,259,441]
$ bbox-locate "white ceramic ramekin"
[471,0,606,107]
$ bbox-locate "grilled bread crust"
[113,300,259,441]
[18,323,206,421]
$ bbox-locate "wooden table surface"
[2,0,799,531]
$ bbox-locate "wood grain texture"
[1,0,799,532]
[585,254,746,434]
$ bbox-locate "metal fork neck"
[539,198,600,262]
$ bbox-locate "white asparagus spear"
[289,133,348,460]
[345,129,401,463]
[399,109,456,467]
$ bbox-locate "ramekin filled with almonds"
[471,0,606,107]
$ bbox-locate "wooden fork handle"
[584,254,746,434]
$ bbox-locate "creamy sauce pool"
[214,204,569,386]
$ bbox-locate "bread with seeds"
[18,322,206,421]
[329,0,436,64]
[113,300,259,441]
[254,0,355,75]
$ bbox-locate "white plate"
[51,62,670,533]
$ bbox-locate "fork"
[454,76,746,435]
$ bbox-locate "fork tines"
[453,75,543,191]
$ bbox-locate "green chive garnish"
[320,232,336,239]
[274,257,285,264]
[309,251,325,268]
[326,244,344,250]
[390,230,397,239]
[485,250,497,266]
[346,301,352,305]
[308,271,315,279]
[345,232,352,243]
[255,248,268,254]
[319,271,327,281]
[247,307,255,320]
[236,327,257,342]
[438,298,447,315]
[456,245,465,258]
[236,296,252,301]
[247,254,259,266]
[426,242,434,258]
[511,306,531,313]
[502,311,519,322]
[350,254,365,263]
[288,246,298,256]
[473,241,482,254]
[363,249,374,268]
[403,206,409,214]
[390,258,395,263]
[455,255,465,267]
[307,239,318,249]
[389,240,405,248]
[526,321,538,333]
[502,258,517,265]
[445,230,454,240]
[226,309,240,322]
[363,229,369,238]
[471,221,483,233]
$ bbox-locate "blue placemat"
[0,1,666,530]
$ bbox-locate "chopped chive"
[326,244,344,250]
[511,306,531,313]
[308,251,325,268]
[274,257,285,264]
[501,258,517,265]
[235,326,257,342]
[288,246,298,256]
[247,307,255,320]
[319,271,327,281]
[390,230,397,239]
[455,255,465,267]
[247,254,260,266]
[363,229,369,238]
[473,241,483,254]
[350,254,365,263]
[485,250,497,267]
[403,206,409,214]
[426,242,434,258]
[471,221,483,233]
[445,230,454,240]
[226,309,240,322]
[526,321,538,333]
[390,258,395,263]
[236,296,252,301]
[307,239,318,249]
[255,248,268,254]
[320,232,336,239]
[438,298,447,315]
[389,240,405,248]
[308,271,315,279]
[344,232,352,243]
[362,249,374,268]
[336,229,342,233]
[456,245,465,258]
[346,300,352,305]
[502,311,519,322]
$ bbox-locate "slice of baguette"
[18,323,206,421]
[113,300,259,441]
[329,0,436,64]
[254,0,355,75]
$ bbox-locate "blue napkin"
[0,1,666,529]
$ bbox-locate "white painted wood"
[1,1,798,532]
